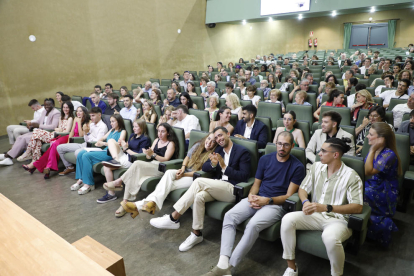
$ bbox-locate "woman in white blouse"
[243,85,261,107]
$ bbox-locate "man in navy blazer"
[233,104,268,149]
[150,126,251,252]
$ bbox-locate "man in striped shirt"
[281,138,363,276]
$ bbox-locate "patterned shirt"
[300,162,363,221]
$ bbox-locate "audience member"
[139,101,158,123]
[392,93,414,128]
[163,88,181,111]
[56,91,64,107]
[205,96,219,121]
[117,94,137,121]
[237,77,247,96]
[143,81,153,95]
[266,89,285,113]
[88,91,107,113]
[180,92,198,110]
[289,79,315,101]
[314,90,346,120]
[375,75,394,96]
[351,89,376,122]
[226,94,242,120]
[245,70,256,85]
[259,80,271,99]
[104,93,121,115]
[378,79,410,109]
[187,82,197,96]
[293,91,312,106]
[209,106,234,135]
[220,82,235,99]
[274,111,305,148]
[179,71,191,91]
[243,85,261,107]
[200,81,219,106]
[172,105,201,147]
[233,104,267,149]
[101,83,113,99]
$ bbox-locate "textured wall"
[0,1,412,135]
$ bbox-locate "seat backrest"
[172,127,186,159]
[389,98,408,111]
[216,81,227,90]
[264,144,307,169]
[146,122,157,143]
[72,96,82,103]
[150,78,160,84]
[118,101,125,109]
[368,74,382,86]
[230,137,258,178]
[341,156,365,183]
[256,89,264,101]
[190,96,205,110]
[123,119,133,138]
[319,106,351,126]
[188,109,210,132]
[255,116,273,142]
[277,119,311,146]
[402,113,411,122]
[189,130,209,150]
[233,88,241,99]
[257,102,282,129]
[153,105,162,125]
[230,114,238,128]
[159,86,168,95]
[161,79,172,86]
[240,99,252,107]
[286,104,313,127]
[102,114,112,130]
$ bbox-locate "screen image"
[261,0,310,16]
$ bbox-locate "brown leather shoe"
[59,167,75,176]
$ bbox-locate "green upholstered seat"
[72,96,82,103]
[257,102,282,131]
[402,113,411,122]
[276,119,310,146]
[256,89,264,101]
[240,99,252,107]
[190,96,205,110]
[131,83,141,90]
[292,91,317,112]
[150,78,160,84]
[355,109,394,127]
[189,109,210,132]
[255,116,273,143]
[318,106,351,126]
[161,79,172,86]
[153,105,162,125]
[286,104,313,128]
[389,98,408,111]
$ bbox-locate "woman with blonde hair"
[205,95,219,120]
[158,106,177,127]
[139,101,157,123]
[121,133,217,217]
[265,89,285,113]
[226,94,242,120]
[351,89,376,123]
[365,122,401,247]
[289,69,299,79]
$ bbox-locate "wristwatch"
[327,204,333,213]
[268,197,273,205]
[151,153,157,159]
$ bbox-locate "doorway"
[349,23,388,49]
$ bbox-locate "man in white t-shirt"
[378,79,410,109]
[375,75,394,96]
[6,99,45,144]
[359,57,371,75]
[393,93,414,129]
[172,105,201,149]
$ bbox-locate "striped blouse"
[300,162,363,221]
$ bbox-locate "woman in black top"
[103,123,179,218]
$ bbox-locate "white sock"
[217,255,230,269]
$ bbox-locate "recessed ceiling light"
[298,14,303,20]
[242,20,246,25]
[370,7,375,13]
[250,26,252,30]
[332,11,337,17]
[369,17,373,21]
[29,35,36,42]
[268,17,273,22]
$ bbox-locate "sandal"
[115,205,127,218]
[71,182,83,191]
[78,185,95,195]
[22,165,36,174]
[103,181,124,191]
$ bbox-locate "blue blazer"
[233,119,268,149]
[202,143,251,186]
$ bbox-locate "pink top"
[73,122,80,137]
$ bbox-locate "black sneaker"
[97,192,118,204]
[102,160,122,169]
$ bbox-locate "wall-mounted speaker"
[208,23,216,28]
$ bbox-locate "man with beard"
[201,131,305,276]
[104,93,121,115]
[233,104,268,149]
[116,95,137,121]
[306,111,355,163]
[397,109,414,163]
[150,126,251,252]
[393,93,414,128]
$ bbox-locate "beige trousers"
[121,160,162,201]
[173,177,235,230]
[281,211,352,276]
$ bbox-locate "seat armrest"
[70,137,85,144]
[20,122,27,126]
[283,193,301,212]
[54,132,69,138]
[86,142,97,148]
[348,205,371,231]
[130,153,149,162]
[233,178,255,202]
[158,159,184,173]
[403,171,414,189]
[193,171,215,181]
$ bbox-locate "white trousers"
[281,211,352,276]
[6,125,29,144]
[135,169,193,211]
[173,177,235,230]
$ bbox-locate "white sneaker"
[0,158,13,166]
[0,154,5,160]
[179,232,203,252]
[283,265,298,276]
[78,185,95,195]
[71,182,83,191]
[150,214,180,229]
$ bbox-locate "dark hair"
[213,126,229,134]
[355,83,366,92]
[215,106,231,121]
[123,94,133,100]
[384,75,395,81]
[246,85,257,93]
[261,64,268,71]
[179,93,194,109]
[187,82,195,92]
[349,77,358,87]
[368,105,386,121]
[347,70,355,77]
[344,59,352,66]
[90,107,102,114]
[157,123,179,159]
[410,109,414,118]
[107,93,119,101]
[242,104,257,117]
[284,110,296,120]
[325,74,338,84]
[225,82,233,89]
[28,99,40,106]
[151,89,162,102]
[120,86,129,95]
[60,101,75,120]
[385,58,392,64]
[322,111,342,126]
[172,81,181,92]
[77,106,90,127]
[110,114,126,131]
[176,104,189,114]
[61,95,71,102]
[276,131,294,145]
[325,137,351,156]
[365,57,372,63]
[395,56,402,61]
[56,91,65,97]
[44,98,55,106]
[95,85,102,90]
[105,83,113,89]
[327,89,344,103]
[401,79,411,88]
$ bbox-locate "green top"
[285,127,298,147]
[300,161,363,221]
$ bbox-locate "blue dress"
[75,129,123,186]
[364,147,399,247]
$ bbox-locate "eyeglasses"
[277,142,291,148]
[369,114,379,118]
